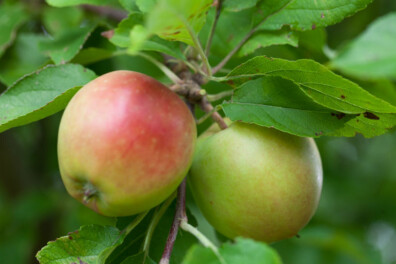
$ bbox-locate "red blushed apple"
[58,71,196,217]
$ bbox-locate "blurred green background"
[1,0,396,263]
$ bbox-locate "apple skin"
[189,122,322,243]
[58,71,196,217]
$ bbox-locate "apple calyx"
[82,181,99,203]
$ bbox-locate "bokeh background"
[1,0,396,263]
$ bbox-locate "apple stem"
[159,48,227,263]
[159,179,188,264]
[137,52,182,84]
[200,96,228,130]
[159,101,192,264]
[168,75,228,130]
[206,90,234,102]
[180,220,226,264]
[196,105,221,125]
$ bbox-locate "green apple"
[189,121,322,243]
[58,71,196,217]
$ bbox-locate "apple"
[189,121,322,243]
[58,71,196,217]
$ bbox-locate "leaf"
[106,203,197,264]
[120,252,156,264]
[238,29,298,56]
[223,0,259,12]
[105,214,153,264]
[72,48,117,65]
[110,13,144,47]
[42,6,84,35]
[328,80,396,137]
[297,28,327,54]
[135,0,157,13]
[205,9,297,59]
[203,8,254,58]
[119,0,140,12]
[0,4,27,54]
[0,64,96,133]
[46,0,115,7]
[110,14,185,59]
[0,4,29,58]
[182,238,282,264]
[146,0,213,46]
[329,113,396,138]
[39,24,97,65]
[227,56,396,114]
[36,225,125,264]
[128,25,151,54]
[0,33,49,86]
[222,77,352,137]
[256,0,373,31]
[142,37,186,60]
[331,12,396,80]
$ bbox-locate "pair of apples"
[58,71,323,243]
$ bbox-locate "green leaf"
[72,47,118,65]
[297,28,327,54]
[128,25,150,54]
[0,4,29,58]
[146,0,212,46]
[332,80,396,137]
[203,9,254,58]
[182,238,282,264]
[227,57,396,114]
[142,37,186,60]
[238,29,298,57]
[222,77,352,137]
[111,13,144,47]
[106,203,197,264]
[256,0,373,31]
[120,252,156,264]
[0,64,96,133]
[106,214,153,264]
[36,225,125,264]
[46,0,115,7]
[110,14,185,59]
[42,6,84,35]
[0,33,49,86]
[39,24,97,65]
[330,113,396,138]
[331,12,396,80]
[136,0,157,13]
[205,9,297,59]
[223,0,259,12]
[119,0,140,12]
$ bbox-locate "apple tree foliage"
[0,0,395,263]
